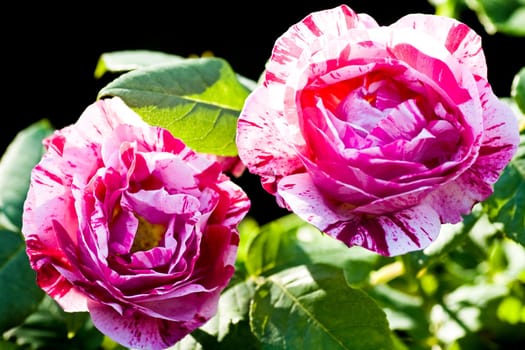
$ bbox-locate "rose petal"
[236,88,304,194]
[277,173,440,255]
[391,13,487,78]
[89,301,203,350]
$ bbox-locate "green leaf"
[245,214,381,280]
[511,66,525,115]
[97,57,250,156]
[467,0,525,36]
[0,228,44,333]
[236,217,261,267]
[0,339,19,350]
[94,50,186,79]
[250,264,393,350]
[483,134,525,245]
[0,119,54,230]
[230,217,261,285]
[203,279,256,341]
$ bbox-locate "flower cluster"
[1,4,522,350]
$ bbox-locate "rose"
[236,5,519,256]
[22,97,251,349]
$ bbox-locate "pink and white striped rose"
[22,97,250,349]
[236,5,519,256]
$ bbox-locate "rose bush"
[236,4,519,256]
[21,97,250,349]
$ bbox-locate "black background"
[4,1,524,223]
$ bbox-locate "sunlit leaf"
[497,296,523,324]
[236,216,260,267]
[97,57,250,156]
[0,119,53,230]
[231,217,261,285]
[483,134,525,245]
[0,229,44,333]
[250,264,393,350]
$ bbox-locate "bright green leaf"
[483,134,525,245]
[0,119,54,230]
[94,50,186,79]
[0,229,44,333]
[250,264,393,350]
[97,57,250,156]
[511,66,525,115]
[237,216,261,266]
[497,296,523,324]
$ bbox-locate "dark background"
[4,1,524,223]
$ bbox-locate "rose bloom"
[236,5,519,256]
[22,97,250,349]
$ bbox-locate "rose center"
[130,215,165,253]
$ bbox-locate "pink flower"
[236,5,519,256]
[22,97,250,349]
